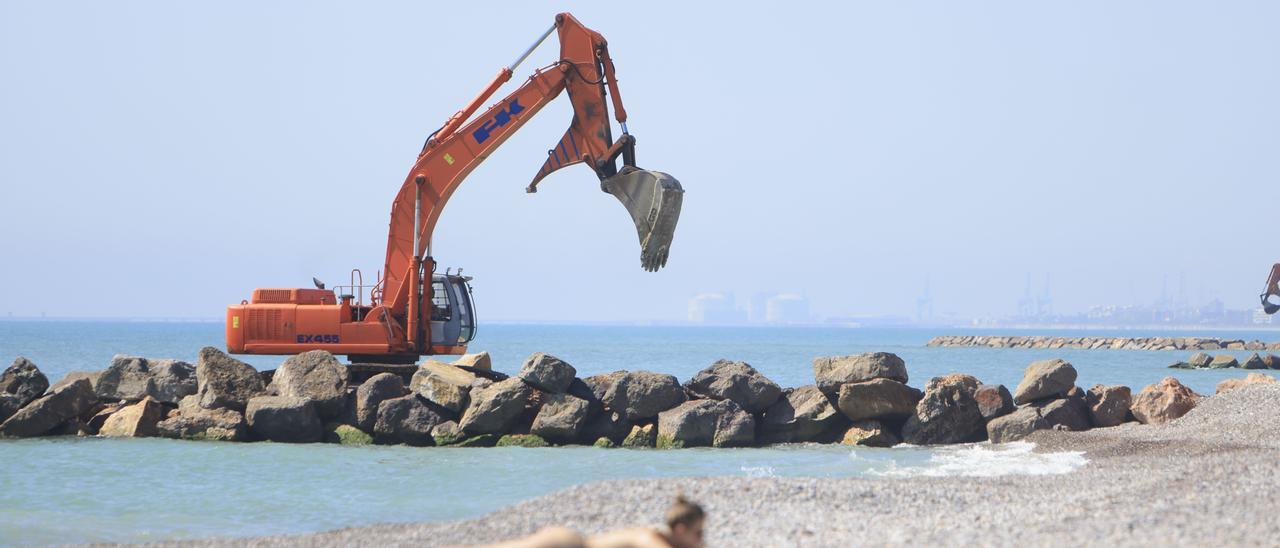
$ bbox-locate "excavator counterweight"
[226,12,683,362]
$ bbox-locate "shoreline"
[165,383,1280,547]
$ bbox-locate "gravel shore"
[180,384,1280,547]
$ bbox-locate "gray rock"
[98,396,163,438]
[530,393,592,443]
[813,353,908,397]
[582,371,627,402]
[268,350,349,419]
[411,369,470,414]
[158,396,248,441]
[357,373,407,431]
[1242,353,1267,370]
[0,357,49,407]
[974,384,1015,420]
[431,420,464,446]
[458,377,533,435]
[0,394,23,424]
[760,385,844,444]
[1167,361,1193,370]
[373,395,445,446]
[1085,385,1132,427]
[1187,352,1214,368]
[836,378,921,422]
[96,355,197,404]
[579,410,632,444]
[840,419,900,448]
[516,353,577,393]
[1208,355,1239,369]
[1036,397,1091,431]
[685,360,782,414]
[1013,359,1077,405]
[48,370,100,394]
[0,378,96,437]
[656,399,755,448]
[901,374,985,445]
[987,405,1047,443]
[602,371,686,422]
[1265,354,1280,370]
[196,347,265,412]
[245,395,322,443]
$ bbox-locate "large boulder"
[195,347,265,412]
[516,353,577,393]
[96,355,197,404]
[840,419,900,448]
[901,374,985,445]
[813,353,908,397]
[1216,372,1277,394]
[602,371,686,422]
[1085,385,1132,427]
[0,395,24,424]
[1187,352,1214,368]
[245,395,322,443]
[1264,354,1280,370]
[459,377,533,435]
[1208,355,1239,369]
[356,373,407,431]
[529,393,592,443]
[98,396,163,437]
[1241,354,1267,370]
[0,378,96,437]
[582,371,627,402]
[452,352,492,371]
[157,396,248,441]
[579,410,632,444]
[267,351,349,419]
[1130,377,1199,425]
[760,385,844,443]
[656,399,755,448]
[621,424,657,448]
[684,360,782,414]
[374,395,446,446]
[0,357,49,407]
[974,384,1015,420]
[987,406,1046,444]
[1013,359,1077,405]
[410,365,471,414]
[1036,398,1091,431]
[48,371,100,394]
[836,378,921,422]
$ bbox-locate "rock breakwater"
[0,348,1270,449]
[927,335,1280,351]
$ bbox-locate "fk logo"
[472,99,526,145]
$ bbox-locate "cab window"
[430,281,451,321]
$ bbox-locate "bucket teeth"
[602,168,684,272]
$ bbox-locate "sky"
[1,1,1278,322]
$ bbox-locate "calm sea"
[0,321,1274,544]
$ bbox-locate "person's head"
[664,495,705,548]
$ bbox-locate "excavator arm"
[1262,263,1280,315]
[375,13,683,349]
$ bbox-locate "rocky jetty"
[927,335,1280,351]
[0,350,1266,450]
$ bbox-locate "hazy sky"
[2,1,1277,321]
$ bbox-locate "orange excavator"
[226,13,683,363]
[1262,263,1280,315]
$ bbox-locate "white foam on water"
[864,441,1087,478]
[740,465,778,478]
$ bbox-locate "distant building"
[687,293,746,324]
[765,293,809,324]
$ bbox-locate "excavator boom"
[226,13,684,361]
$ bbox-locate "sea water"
[0,321,1272,544]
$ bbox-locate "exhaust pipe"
[602,167,684,272]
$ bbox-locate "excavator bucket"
[601,167,684,272]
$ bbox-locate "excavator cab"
[428,273,477,349]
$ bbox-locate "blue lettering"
[472,99,525,144]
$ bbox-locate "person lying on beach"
[478,495,706,548]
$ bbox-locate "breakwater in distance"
[926,335,1280,351]
[1,346,1275,450]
